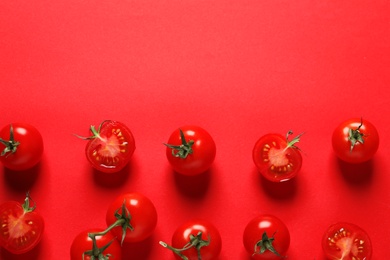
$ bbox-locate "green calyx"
[74,120,109,141]
[348,119,365,152]
[253,231,285,258]
[85,200,134,259]
[22,192,36,213]
[159,231,211,260]
[285,130,304,150]
[0,124,20,157]
[164,129,194,159]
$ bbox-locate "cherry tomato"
[164,126,216,176]
[243,214,290,260]
[106,192,157,243]
[322,222,372,260]
[0,193,44,254]
[252,131,303,182]
[77,120,135,173]
[70,228,122,260]
[332,118,379,164]
[160,219,222,260]
[0,123,44,171]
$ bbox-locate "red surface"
[1,1,389,259]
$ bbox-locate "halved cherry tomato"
[164,126,216,176]
[243,214,290,260]
[70,228,122,260]
[0,123,44,171]
[0,193,44,254]
[106,192,157,243]
[252,131,303,182]
[332,118,379,164]
[322,222,372,260]
[77,120,135,173]
[160,219,222,260]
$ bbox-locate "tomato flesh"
[253,134,302,182]
[0,201,44,254]
[86,121,135,173]
[322,222,372,260]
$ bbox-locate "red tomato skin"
[0,201,44,254]
[171,219,222,260]
[165,126,216,176]
[70,228,122,260]
[106,192,157,243]
[252,134,302,182]
[0,123,44,171]
[243,215,290,260]
[332,118,379,164]
[85,120,135,173]
[322,222,372,260]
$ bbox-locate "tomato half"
[160,219,222,260]
[78,120,136,173]
[243,215,290,260]
[70,228,122,260]
[0,123,44,171]
[164,126,216,176]
[322,222,372,260]
[0,193,44,254]
[252,131,303,182]
[106,192,157,243]
[332,118,379,164]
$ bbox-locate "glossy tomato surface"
[70,228,122,260]
[0,198,44,254]
[84,120,135,173]
[0,123,44,171]
[243,215,290,260]
[322,222,372,260]
[169,219,222,260]
[332,118,379,164]
[252,133,302,182]
[106,192,157,243]
[165,126,216,176]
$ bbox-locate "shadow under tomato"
[336,157,374,186]
[173,168,211,198]
[256,169,297,200]
[121,234,154,259]
[92,162,132,188]
[3,163,41,191]
[0,239,42,260]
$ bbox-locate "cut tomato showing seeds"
[322,222,372,260]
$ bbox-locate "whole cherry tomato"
[322,222,372,260]
[0,123,44,171]
[77,120,135,173]
[160,219,222,260]
[243,214,290,259]
[106,192,157,244]
[0,193,44,254]
[332,118,379,164]
[70,228,122,260]
[252,131,303,182]
[164,126,216,176]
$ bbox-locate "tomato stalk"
[22,191,37,213]
[84,201,134,259]
[159,232,211,260]
[74,120,108,142]
[348,118,366,152]
[0,124,20,157]
[164,129,194,159]
[253,232,285,258]
[285,130,303,151]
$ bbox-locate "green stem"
[0,124,20,157]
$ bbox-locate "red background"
[1,1,389,259]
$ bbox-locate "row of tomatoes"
[0,191,373,259]
[0,118,379,259]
